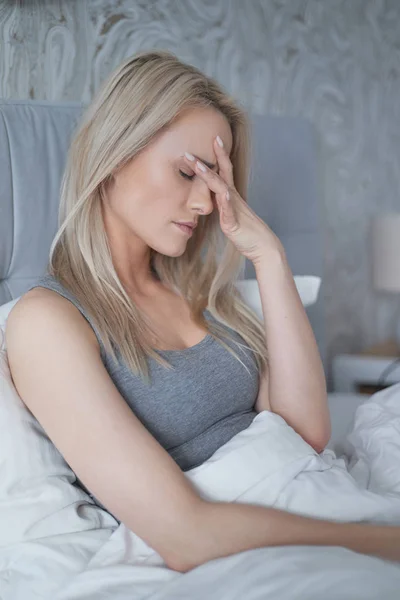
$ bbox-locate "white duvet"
[2,383,400,600]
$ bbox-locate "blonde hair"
[49,49,269,385]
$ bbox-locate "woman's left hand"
[183,137,284,265]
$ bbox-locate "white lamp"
[371,213,400,348]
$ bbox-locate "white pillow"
[0,296,20,321]
[0,296,21,351]
[236,276,321,320]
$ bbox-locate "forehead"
[155,106,233,155]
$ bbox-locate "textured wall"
[1,0,400,390]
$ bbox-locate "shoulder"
[5,287,100,357]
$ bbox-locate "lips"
[174,223,194,236]
[176,223,196,229]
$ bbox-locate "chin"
[151,243,187,258]
[150,227,190,257]
[169,245,188,257]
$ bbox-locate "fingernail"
[196,161,207,172]
[216,135,223,148]
[184,151,195,161]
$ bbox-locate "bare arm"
[5,292,205,569]
[6,292,400,574]
[185,502,400,572]
[253,247,331,452]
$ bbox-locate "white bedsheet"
[2,384,400,600]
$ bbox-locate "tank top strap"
[26,274,108,362]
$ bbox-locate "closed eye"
[179,170,195,181]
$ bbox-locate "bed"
[1,99,399,599]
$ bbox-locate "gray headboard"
[0,99,326,373]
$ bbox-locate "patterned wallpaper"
[1,0,400,391]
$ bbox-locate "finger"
[220,190,238,229]
[183,155,228,197]
[213,137,234,187]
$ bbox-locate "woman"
[5,50,400,573]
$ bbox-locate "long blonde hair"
[49,49,269,385]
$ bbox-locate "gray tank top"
[27,274,259,511]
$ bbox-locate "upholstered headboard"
[0,99,326,372]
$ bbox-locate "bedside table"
[332,339,400,395]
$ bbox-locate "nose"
[188,180,214,216]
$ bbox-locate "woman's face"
[103,106,233,262]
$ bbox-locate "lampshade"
[371,214,400,293]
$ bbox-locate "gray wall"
[1,0,399,389]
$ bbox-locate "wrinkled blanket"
[2,384,400,600]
